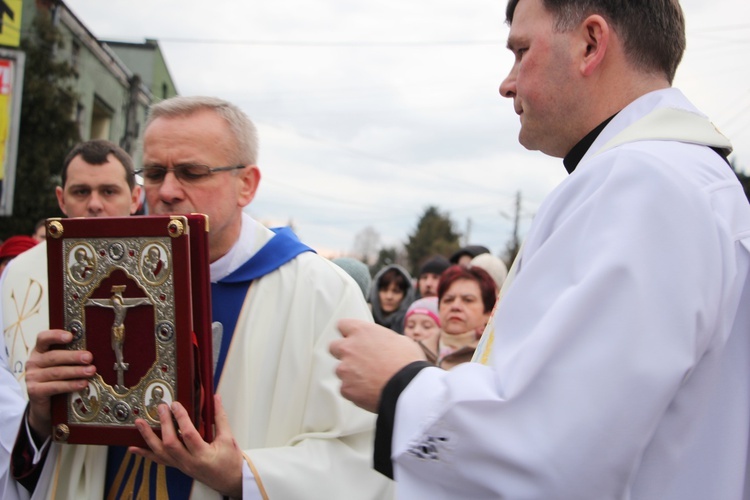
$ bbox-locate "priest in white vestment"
[11,100,394,499]
[331,1,750,499]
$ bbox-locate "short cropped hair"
[61,139,135,190]
[146,96,259,166]
[438,264,497,314]
[506,0,686,84]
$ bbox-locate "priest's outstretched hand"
[330,318,426,413]
[130,394,243,498]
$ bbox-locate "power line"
[80,23,750,52]
[88,23,750,49]
[157,37,505,47]
[258,121,527,202]
[689,23,750,33]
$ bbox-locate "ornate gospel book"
[46,214,214,448]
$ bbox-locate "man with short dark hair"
[0,139,141,499]
[330,0,750,497]
[415,255,450,298]
[56,139,141,218]
[2,139,141,392]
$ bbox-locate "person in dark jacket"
[369,264,414,334]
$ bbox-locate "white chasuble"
[392,88,750,499]
[17,220,394,500]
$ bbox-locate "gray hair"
[146,96,259,165]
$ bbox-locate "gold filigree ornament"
[167,218,184,238]
[53,424,70,442]
[47,220,64,239]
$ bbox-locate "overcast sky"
[63,0,750,258]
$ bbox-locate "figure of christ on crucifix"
[85,285,151,391]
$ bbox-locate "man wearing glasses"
[13,97,392,499]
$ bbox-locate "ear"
[129,185,142,215]
[579,14,610,76]
[237,165,261,208]
[55,186,68,216]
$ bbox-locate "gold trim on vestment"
[244,452,269,500]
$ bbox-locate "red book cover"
[46,214,214,448]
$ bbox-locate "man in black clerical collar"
[330,0,750,498]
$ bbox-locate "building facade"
[20,0,178,161]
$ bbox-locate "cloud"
[66,0,750,254]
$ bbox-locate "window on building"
[90,96,114,140]
[75,102,85,138]
[162,83,168,99]
[71,41,81,73]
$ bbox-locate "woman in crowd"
[436,264,497,369]
[369,264,414,334]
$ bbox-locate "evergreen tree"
[369,246,398,277]
[0,11,80,239]
[404,206,461,275]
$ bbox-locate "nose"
[87,192,104,215]
[499,66,517,99]
[157,171,185,205]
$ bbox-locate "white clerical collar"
[586,88,732,162]
[210,211,258,282]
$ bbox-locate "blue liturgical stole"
[105,227,314,499]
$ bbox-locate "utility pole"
[511,190,521,257]
[500,191,523,268]
[464,217,473,246]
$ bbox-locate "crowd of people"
[353,246,508,370]
[1,0,749,498]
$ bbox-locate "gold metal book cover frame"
[47,215,213,447]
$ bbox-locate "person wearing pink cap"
[402,297,441,363]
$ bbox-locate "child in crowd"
[403,297,441,363]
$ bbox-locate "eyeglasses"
[134,164,246,184]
